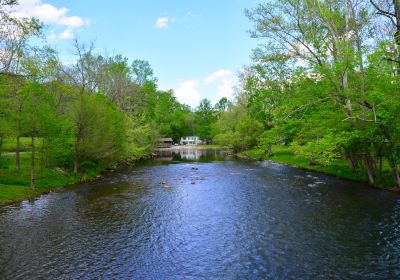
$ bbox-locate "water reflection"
[155,147,228,162]
[1,151,400,279]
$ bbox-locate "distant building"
[156,138,173,148]
[180,136,202,145]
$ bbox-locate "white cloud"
[174,80,200,107]
[204,69,235,100]
[217,78,235,99]
[154,17,170,29]
[204,69,232,84]
[59,28,74,40]
[10,0,90,40]
[167,69,236,108]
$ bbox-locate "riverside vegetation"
[212,0,400,189]
[1,0,400,205]
[0,1,227,204]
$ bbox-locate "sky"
[13,0,261,107]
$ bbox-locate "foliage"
[213,98,264,152]
[210,0,400,188]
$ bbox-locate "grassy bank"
[1,137,39,153]
[237,146,395,188]
[195,144,222,149]
[0,152,102,206]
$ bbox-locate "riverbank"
[237,146,396,190]
[0,144,223,206]
[0,152,104,206]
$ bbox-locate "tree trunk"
[389,152,400,188]
[395,0,400,67]
[348,151,359,172]
[74,156,78,176]
[0,135,2,158]
[40,138,46,177]
[16,135,20,171]
[393,0,400,75]
[30,135,35,192]
[364,154,375,185]
[267,144,273,155]
[392,165,400,188]
[343,0,350,91]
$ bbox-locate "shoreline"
[0,156,146,208]
[236,148,400,193]
[0,172,103,208]
[0,146,221,207]
[3,145,398,208]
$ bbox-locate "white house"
[180,136,202,145]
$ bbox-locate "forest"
[1,0,400,204]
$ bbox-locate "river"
[0,148,400,279]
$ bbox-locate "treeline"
[0,1,225,191]
[0,41,187,190]
[213,0,400,187]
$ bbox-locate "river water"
[1,149,400,279]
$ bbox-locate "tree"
[0,73,24,170]
[0,0,41,170]
[213,95,263,152]
[0,0,42,72]
[97,54,132,109]
[18,82,54,191]
[195,99,217,140]
[131,59,158,86]
[17,46,58,191]
[245,0,384,185]
[0,73,14,159]
[214,97,228,116]
[369,0,400,71]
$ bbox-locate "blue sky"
[15,0,261,107]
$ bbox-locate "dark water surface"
[1,149,400,279]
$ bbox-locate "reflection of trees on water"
[156,149,225,162]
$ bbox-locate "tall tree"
[194,98,217,140]
[0,0,41,72]
[131,59,158,86]
[370,0,400,69]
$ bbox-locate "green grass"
[237,148,265,160]
[1,137,41,152]
[0,184,32,202]
[0,152,101,206]
[193,144,222,149]
[238,145,395,188]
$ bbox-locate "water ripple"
[0,158,400,279]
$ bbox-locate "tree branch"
[370,0,396,18]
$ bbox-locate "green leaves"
[292,133,347,166]
[228,0,400,186]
